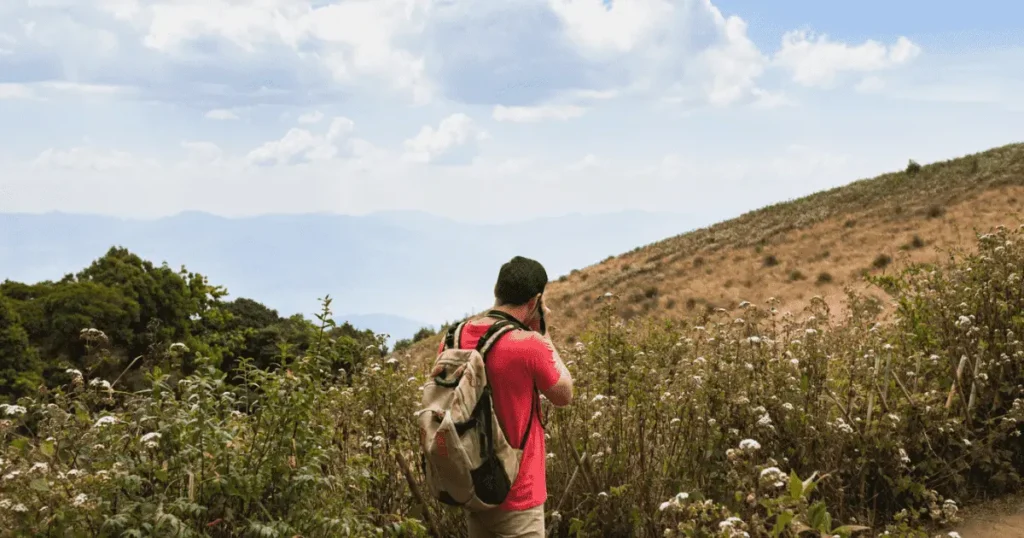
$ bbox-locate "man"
[439,256,574,537]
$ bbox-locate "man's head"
[494,256,548,326]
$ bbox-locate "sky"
[1,0,1022,225]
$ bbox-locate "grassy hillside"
[404,142,1024,361]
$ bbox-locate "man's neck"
[490,304,527,324]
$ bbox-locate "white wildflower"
[592,394,606,403]
[739,439,761,452]
[29,462,48,474]
[363,410,374,417]
[11,503,27,513]
[592,411,602,420]
[783,403,794,411]
[93,416,117,428]
[899,449,910,464]
[805,328,817,335]
[89,379,112,391]
[760,467,786,488]
[72,493,88,507]
[0,404,26,416]
[670,418,681,425]
[140,432,162,448]
[0,499,9,509]
[169,342,189,353]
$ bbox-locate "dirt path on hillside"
[948,494,1024,537]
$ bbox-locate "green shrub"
[5,228,1024,537]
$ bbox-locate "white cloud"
[0,84,34,100]
[402,113,487,164]
[125,0,435,104]
[0,32,15,55]
[856,76,886,94]
[750,88,795,109]
[247,116,357,166]
[566,153,601,172]
[32,147,149,172]
[298,110,325,124]
[181,141,224,165]
[697,15,765,106]
[548,0,671,55]
[493,104,587,122]
[774,31,922,88]
[205,109,240,120]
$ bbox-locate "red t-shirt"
[437,319,562,511]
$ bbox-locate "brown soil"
[950,494,1024,537]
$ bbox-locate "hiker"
[419,255,574,537]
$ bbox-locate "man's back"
[439,317,562,511]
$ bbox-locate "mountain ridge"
[401,141,1024,360]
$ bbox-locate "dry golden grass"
[404,142,1024,361]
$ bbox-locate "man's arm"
[532,333,573,407]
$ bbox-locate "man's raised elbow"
[545,382,574,407]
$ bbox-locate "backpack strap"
[443,321,468,350]
[475,320,517,360]
[470,312,546,450]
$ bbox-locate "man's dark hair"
[494,256,548,306]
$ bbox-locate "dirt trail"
[950,494,1024,537]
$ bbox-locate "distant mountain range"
[0,210,699,343]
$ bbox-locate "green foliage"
[4,227,1024,536]
[0,297,41,402]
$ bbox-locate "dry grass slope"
[405,142,1024,362]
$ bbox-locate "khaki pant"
[467,505,545,538]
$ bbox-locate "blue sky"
[1,0,1022,225]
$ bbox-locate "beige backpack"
[416,314,539,511]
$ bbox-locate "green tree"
[0,295,42,400]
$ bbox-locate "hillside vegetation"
[0,143,1023,537]
[403,143,1024,359]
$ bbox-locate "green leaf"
[808,501,828,530]
[40,439,55,457]
[771,510,795,538]
[832,524,871,537]
[802,471,819,497]
[789,470,803,500]
[30,478,49,492]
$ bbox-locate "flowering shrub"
[2,226,1024,537]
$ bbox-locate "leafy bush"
[816,272,834,285]
[907,160,922,175]
[873,254,893,269]
[763,255,780,268]
[4,227,1024,537]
